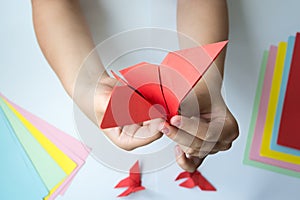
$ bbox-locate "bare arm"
[177,0,229,76]
[31,0,163,151]
[161,0,238,172]
[31,0,107,96]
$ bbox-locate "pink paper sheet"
[2,95,90,199]
[249,46,300,172]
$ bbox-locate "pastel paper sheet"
[260,41,300,165]
[114,161,145,197]
[270,36,300,156]
[0,98,78,199]
[244,45,300,178]
[277,32,300,150]
[101,41,228,128]
[0,98,67,190]
[0,108,48,200]
[1,95,90,200]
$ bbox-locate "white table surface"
[1,0,299,199]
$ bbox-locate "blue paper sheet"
[0,108,48,199]
[0,98,67,190]
[270,36,300,156]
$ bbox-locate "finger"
[142,118,166,135]
[179,144,219,158]
[170,115,208,140]
[120,119,164,150]
[134,118,164,139]
[170,115,223,143]
[178,144,198,155]
[104,121,163,151]
[102,127,122,141]
[214,141,233,152]
[128,126,163,148]
[158,122,203,149]
[121,118,164,139]
[170,115,219,142]
[199,114,237,144]
[217,112,239,143]
[121,124,141,138]
[174,145,205,172]
[171,112,238,144]
[160,121,228,152]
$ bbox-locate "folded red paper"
[101,41,228,128]
[114,161,145,197]
[175,170,216,191]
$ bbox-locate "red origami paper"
[175,170,216,191]
[277,32,300,150]
[101,41,228,128]
[114,161,145,197]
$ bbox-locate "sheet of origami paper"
[243,46,300,178]
[175,170,216,191]
[277,32,300,150]
[3,99,77,171]
[0,108,48,200]
[0,98,67,190]
[0,94,89,160]
[114,161,145,197]
[101,41,228,128]
[270,36,300,156]
[1,97,78,199]
[3,96,90,195]
[1,95,90,200]
[260,42,300,165]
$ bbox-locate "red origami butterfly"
[101,41,228,128]
[175,170,216,191]
[114,161,145,197]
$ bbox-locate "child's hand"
[158,74,239,172]
[93,77,164,151]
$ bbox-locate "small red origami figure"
[114,161,145,197]
[175,170,216,191]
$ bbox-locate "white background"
[1,0,300,199]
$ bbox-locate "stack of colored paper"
[0,94,90,199]
[244,33,300,178]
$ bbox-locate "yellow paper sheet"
[4,99,77,198]
[260,41,300,165]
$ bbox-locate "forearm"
[31,0,107,96]
[177,0,229,76]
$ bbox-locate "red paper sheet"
[277,32,300,150]
[101,41,228,128]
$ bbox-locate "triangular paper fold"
[101,41,228,128]
[100,85,165,128]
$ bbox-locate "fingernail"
[175,145,182,156]
[158,122,169,135]
[161,127,169,135]
[171,116,181,127]
[172,119,181,127]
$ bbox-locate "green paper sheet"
[0,98,67,190]
[0,108,48,199]
[243,50,300,178]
